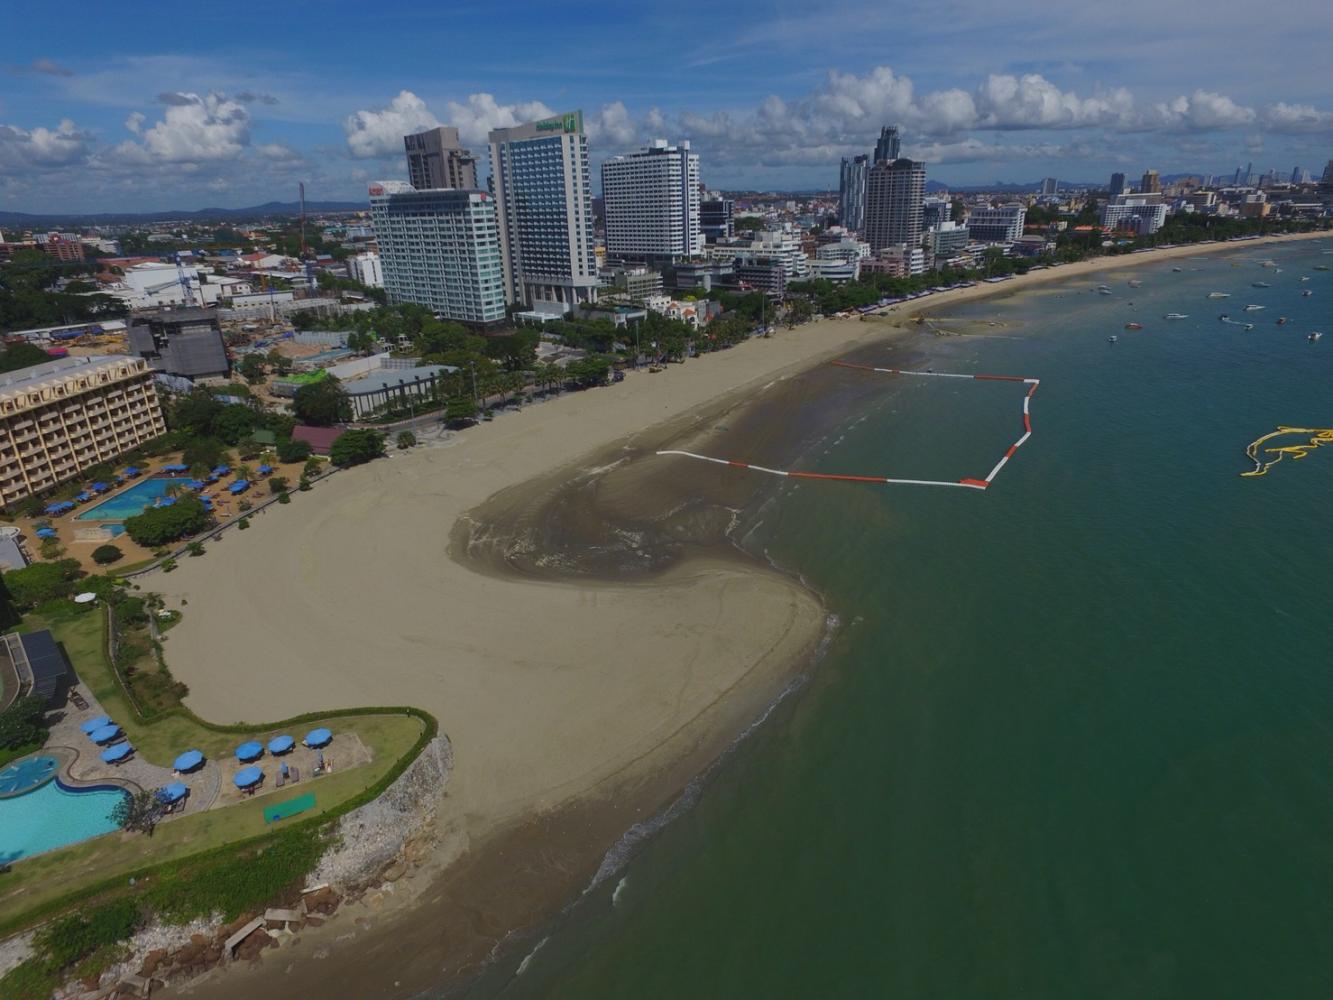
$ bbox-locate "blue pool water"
[0,755,59,796]
[75,477,184,522]
[0,779,128,863]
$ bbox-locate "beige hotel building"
[0,355,166,507]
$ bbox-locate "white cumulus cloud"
[0,118,92,168]
[344,90,439,158]
[113,92,251,163]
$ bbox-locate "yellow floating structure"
[1241,426,1333,477]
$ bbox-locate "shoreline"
[148,229,1323,998]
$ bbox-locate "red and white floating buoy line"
[655,359,1041,491]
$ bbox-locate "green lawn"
[0,601,428,925]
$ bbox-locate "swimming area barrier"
[1241,426,1333,477]
[655,360,1041,491]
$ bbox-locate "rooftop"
[0,354,144,394]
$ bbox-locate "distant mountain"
[0,200,367,228]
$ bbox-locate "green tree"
[212,405,257,445]
[4,559,83,609]
[182,437,227,470]
[293,376,348,426]
[91,544,124,565]
[328,428,386,467]
[0,572,20,631]
[276,438,311,463]
[445,396,478,424]
[0,695,47,750]
[111,787,166,836]
[238,353,266,385]
[122,497,211,548]
[396,430,417,449]
[0,342,53,374]
[267,475,289,494]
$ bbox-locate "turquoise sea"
[472,241,1333,999]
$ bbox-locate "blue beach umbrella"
[174,749,205,772]
[91,482,109,492]
[124,466,141,477]
[162,463,188,472]
[257,464,273,475]
[90,724,121,744]
[100,742,132,763]
[228,480,249,495]
[80,715,111,733]
[212,465,230,477]
[157,782,188,803]
[158,497,177,507]
[267,734,295,755]
[186,479,206,490]
[43,502,64,515]
[74,492,91,502]
[235,740,264,762]
[35,527,57,539]
[234,766,263,789]
[304,727,332,748]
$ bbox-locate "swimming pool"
[0,779,128,862]
[75,477,185,522]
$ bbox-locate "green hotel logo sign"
[536,113,579,133]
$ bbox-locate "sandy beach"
[149,229,1328,997]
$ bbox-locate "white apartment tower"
[601,140,702,263]
[368,181,507,325]
[487,111,598,312]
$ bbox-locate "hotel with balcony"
[0,356,166,507]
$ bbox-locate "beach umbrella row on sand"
[234,766,263,789]
[100,742,132,763]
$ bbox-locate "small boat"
[1096,285,1113,295]
[1172,266,1183,272]
[1243,324,1255,331]
[1107,335,1118,343]
[1302,289,1314,297]
[1261,260,1277,268]
[1315,265,1330,271]
[1207,292,1230,299]
[1244,304,1264,311]
[1164,313,1189,320]
[1128,280,1142,288]
[1309,332,1323,342]
[1124,322,1143,331]
[1253,282,1270,288]
[1276,317,1289,326]
[1218,313,1230,321]
[1301,276,1310,282]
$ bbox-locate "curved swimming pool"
[0,778,128,863]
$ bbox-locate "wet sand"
[154,230,1326,998]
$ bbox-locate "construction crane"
[172,252,197,307]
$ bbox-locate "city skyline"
[3,0,1333,212]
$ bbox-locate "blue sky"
[3,0,1332,212]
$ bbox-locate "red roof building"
[292,425,342,455]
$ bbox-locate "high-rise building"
[966,205,1027,243]
[1101,195,1168,235]
[700,198,734,243]
[872,126,901,164]
[1319,161,1333,210]
[349,252,383,288]
[404,126,478,190]
[1290,166,1311,185]
[369,180,506,326]
[839,154,869,232]
[921,196,952,231]
[0,355,165,506]
[864,158,925,253]
[1140,169,1161,194]
[487,110,598,311]
[601,140,702,263]
[1040,177,1059,196]
[1109,172,1127,196]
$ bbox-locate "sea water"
[469,241,1333,1000]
